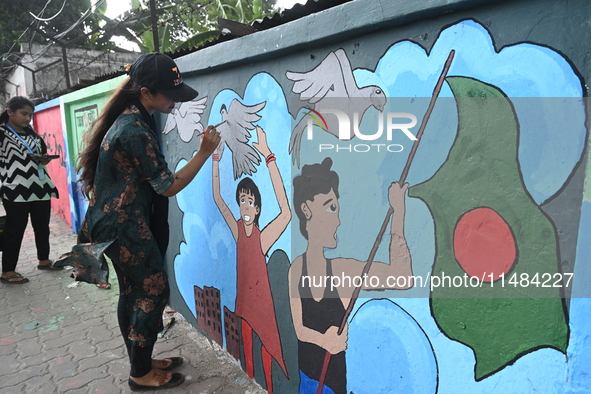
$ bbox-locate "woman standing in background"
[0,96,60,285]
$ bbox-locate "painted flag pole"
[315,49,455,394]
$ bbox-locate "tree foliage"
[98,0,279,53]
[0,0,279,56]
[0,0,109,57]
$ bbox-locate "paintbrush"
[157,317,175,339]
[195,121,226,138]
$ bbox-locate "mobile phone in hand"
[28,153,59,161]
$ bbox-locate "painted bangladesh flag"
[409,76,568,380]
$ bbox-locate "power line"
[2,0,124,95]
[29,0,67,22]
[53,0,108,40]
[0,0,55,90]
[5,0,55,56]
[27,0,142,62]
[2,0,239,98]
[131,1,216,40]
[28,0,109,60]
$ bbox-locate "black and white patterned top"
[0,124,58,202]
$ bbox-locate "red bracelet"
[265,153,276,165]
[212,154,220,162]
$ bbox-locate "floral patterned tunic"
[77,104,174,347]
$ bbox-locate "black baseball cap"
[128,52,198,102]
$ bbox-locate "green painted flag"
[409,76,568,380]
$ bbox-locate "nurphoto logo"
[304,108,418,153]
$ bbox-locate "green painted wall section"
[60,75,127,232]
[61,75,126,167]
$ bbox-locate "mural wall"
[157,0,591,393]
[33,98,71,226]
[61,76,126,232]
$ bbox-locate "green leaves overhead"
[100,0,278,53]
[1,0,278,59]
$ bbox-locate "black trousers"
[2,199,51,273]
[107,241,154,378]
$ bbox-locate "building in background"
[1,43,136,101]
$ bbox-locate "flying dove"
[162,97,207,142]
[217,99,266,180]
[286,49,387,167]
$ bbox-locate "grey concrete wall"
[159,0,591,392]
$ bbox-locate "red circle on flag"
[453,207,516,282]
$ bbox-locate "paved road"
[0,204,265,393]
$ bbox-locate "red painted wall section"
[34,106,71,227]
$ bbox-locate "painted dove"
[286,48,387,167]
[217,99,266,180]
[162,97,207,142]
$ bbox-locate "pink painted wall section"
[34,106,71,227]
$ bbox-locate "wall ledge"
[176,0,502,75]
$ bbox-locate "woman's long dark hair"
[0,96,41,139]
[77,77,156,198]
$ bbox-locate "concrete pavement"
[0,204,266,394]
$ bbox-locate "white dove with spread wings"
[286,48,387,166]
[162,97,208,142]
[217,99,266,180]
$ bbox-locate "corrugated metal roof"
[254,0,354,30]
[169,0,354,57]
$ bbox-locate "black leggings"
[108,243,154,378]
[2,199,51,273]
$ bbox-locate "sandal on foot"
[1,273,29,284]
[159,357,184,371]
[128,372,185,392]
[38,263,63,271]
[96,283,111,290]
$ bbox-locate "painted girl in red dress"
[212,125,291,393]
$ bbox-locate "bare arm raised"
[212,139,239,241]
[253,126,291,255]
[333,181,414,293]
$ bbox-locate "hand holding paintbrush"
[196,122,223,158]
